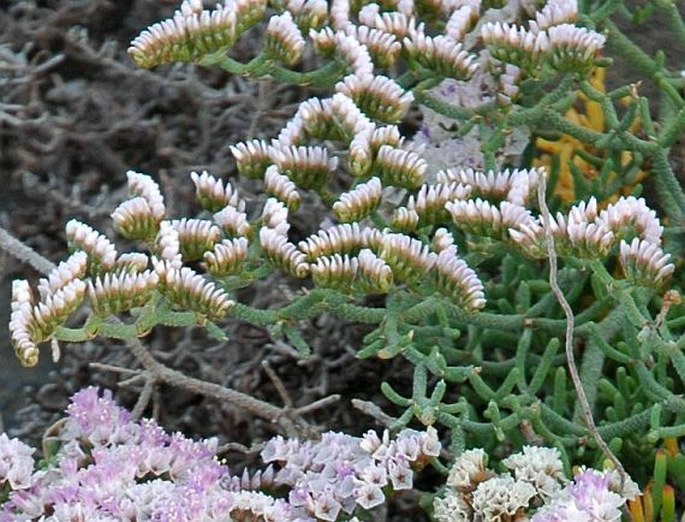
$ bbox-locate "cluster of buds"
[9,172,243,366]
[389,164,673,290]
[482,0,605,74]
[128,0,267,68]
[506,191,674,287]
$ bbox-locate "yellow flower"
[534,67,645,204]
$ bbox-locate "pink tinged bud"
[331,93,375,143]
[349,130,374,178]
[204,237,249,277]
[191,170,245,213]
[346,26,401,69]
[264,12,306,66]
[295,97,336,140]
[65,219,118,274]
[264,165,301,211]
[10,281,39,367]
[168,218,222,262]
[36,251,88,300]
[379,233,437,288]
[153,260,234,320]
[31,279,87,344]
[232,0,269,35]
[125,171,166,221]
[397,182,471,230]
[128,4,239,68]
[446,199,535,240]
[370,11,417,39]
[111,197,159,242]
[336,74,414,124]
[310,26,337,55]
[271,144,337,191]
[374,145,426,189]
[273,115,306,148]
[261,198,290,235]
[531,0,578,32]
[619,238,674,288]
[333,177,383,222]
[299,223,383,261]
[154,221,182,265]
[434,248,486,311]
[546,24,605,72]
[445,4,479,41]
[87,270,159,317]
[598,196,663,245]
[311,253,359,290]
[288,0,329,33]
[357,248,393,293]
[213,205,253,238]
[438,167,542,205]
[259,228,310,278]
[230,139,274,180]
[404,30,478,80]
[333,32,374,78]
[115,252,150,274]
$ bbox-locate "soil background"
[0,1,683,520]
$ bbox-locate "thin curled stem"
[537,173,626,487]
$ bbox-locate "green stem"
[203,53,346,88]
[650,148,685,223]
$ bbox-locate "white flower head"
[619,238,674,288]
[264,11,306,66]
[264,165,301,211]
[333,177,383,222]
[502,445,566,499]
[204,237,249,277]
[191,171,245,213]
[299,223,382,260]
[65,219,118,274]
[336,74,414,124]
[471,476,536,520]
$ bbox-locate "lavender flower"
[531,468,638,522]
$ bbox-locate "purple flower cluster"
[0,388,440,521]
[531,468,638,522]
[262,427,440,521]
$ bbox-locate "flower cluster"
[262,426,440,520]
[433,446,639,522]
[390,164,673,289]
[482,0,605,74]
[9,171,240,366]
[1,388,439,522]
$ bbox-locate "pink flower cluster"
[0,388,439,521]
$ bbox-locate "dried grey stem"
[131,377,156,419]
[536,174,626,486]
[0,225,57,275]
[352,398,398,428]
[262,359,294,408]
